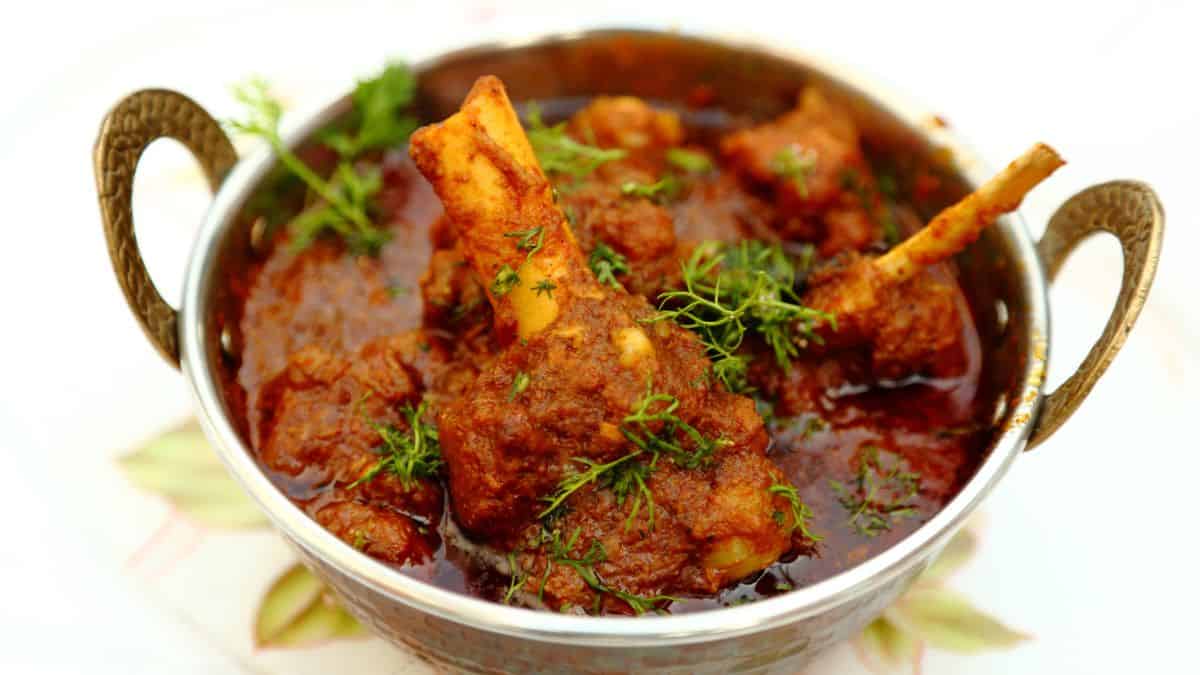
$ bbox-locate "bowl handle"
[94,90,237,369]
[1026,181,1164,449]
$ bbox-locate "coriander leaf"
[665,147,713,173]
[588,242,630,290]
[288,163,388,255]
[508,371,531,402]
[544,528,676,615]
[503,226,545,255]
[228,78,390,255]
[525,103,627,178]
[503,225,547,271]
[350,402,442,490]
[491,265,521,296]
[621,381,726,470]
[768,482,821,541]
[539,453,641,519]
[605,460,655,531]
[620,175,682,203]
[118,422,268,529]
[830,446,921,537]
[254,563,365,648]
[502,552,527,605]
[650,240,834,392]
[323,62,418,159]
[539,383,713,530]
[771,146,817,198]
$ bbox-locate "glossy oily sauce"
[223,80,995,615]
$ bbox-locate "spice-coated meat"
[255,333,444,564]
[410,77,809,610]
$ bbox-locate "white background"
[1,1,1198,673]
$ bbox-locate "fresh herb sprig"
[538,452,642,519]
[285,162,387,254]
[508,371,531,402]
[229,69,416,255]
[651,240,834,392]
[621,383,727,470]
[493,225,550,297]
[830,446,921,537]
[545,528,676,615]
[350,402,442,489]
[321,63,418,160]
[525,103,627,178]
[620,175,682,204]
[588,242,630,290]
[622,148,712,205]
[605,460,655,532]
[491,264,521,296]
[502,552,527,605]
[771,146,817,198]
[538,383,723,528]
[768,483,820,541]
[503,226,546,261]
[666,148,713,173]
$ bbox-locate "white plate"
[1,1,1197,673]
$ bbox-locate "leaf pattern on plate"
[855,525,1030,673]
[255,563,366,648]
[118,421,269,529]
[919,527,978,584]
[886,587,1030,653]
[855,616,923,674]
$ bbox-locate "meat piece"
[554,97,688,300]
[419,241,490,328]
[567,96,684,155]
[444,291,804,609]
[671,171,778,244]
[554,96,781,302]
[821,199,879,256]
[237,153,442,411]
[410,76,812,611]
[558,163,683,300]
[803,254,965,379]
[721,89,882,254]
[798,144,1064,379]
[314,500,438,564]
[255,331,444,564]
[509,443,798,612]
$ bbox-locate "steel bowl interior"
[179,28,1048,648]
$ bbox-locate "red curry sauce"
[226,95,991,613]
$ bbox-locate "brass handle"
[94,89,237,369]
[1027,181,1164,449]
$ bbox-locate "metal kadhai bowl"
[94,28,1162,674]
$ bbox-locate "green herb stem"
[650,240,834,392]
[350,401,442,489]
